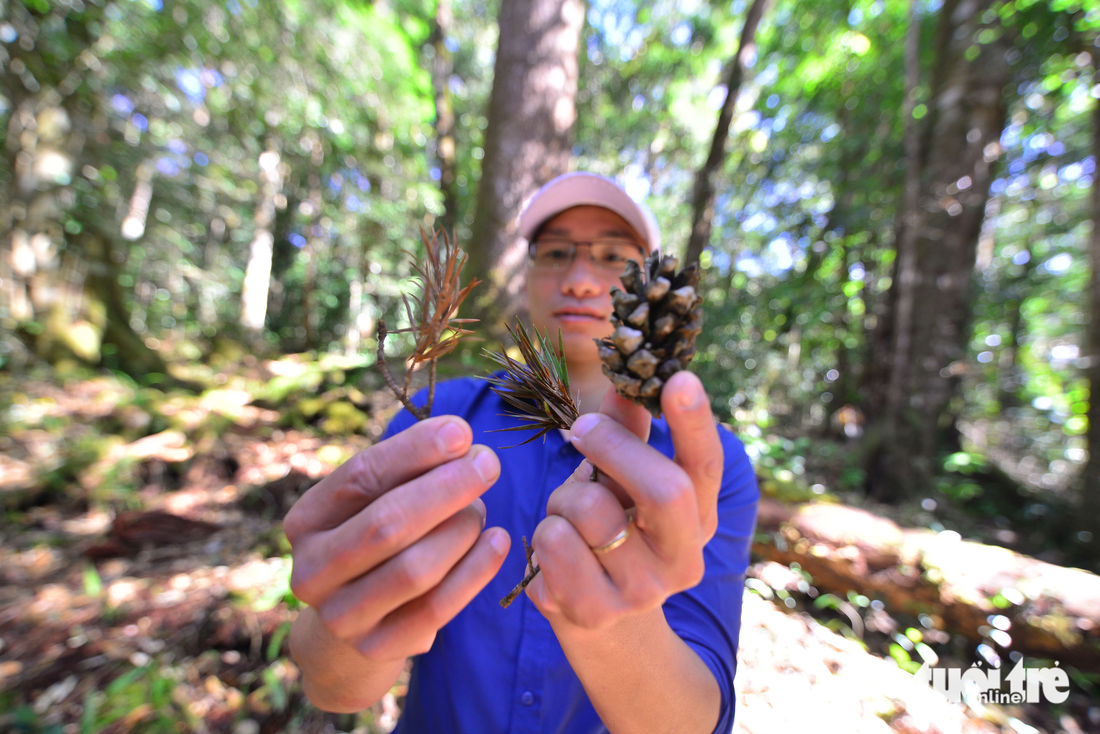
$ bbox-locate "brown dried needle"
[377,227,481,421]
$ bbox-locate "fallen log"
[753,498,1100,671]
[85,510,221,558]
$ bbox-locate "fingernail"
[569,413,601,442]
[678,376,703,410]
[436,420,467,454]
[472,449,499,483]
[489,529,508,554]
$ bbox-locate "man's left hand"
[526,370,723,629]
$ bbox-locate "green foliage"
[3,0,442,357]
[887,642,923,674]
[319,401,370,434]
[247,555,302,613]
[261,664,289,713]
[82,562,104,598]
[813,592,844,611]
[943,452,988,475]
[82,662,183,734]
[267,621,293,662]
[1,0,1094,555]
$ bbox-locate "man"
[285,172,759,733]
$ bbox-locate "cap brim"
[518,172,661,253]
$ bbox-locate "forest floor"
[0,357,1097,734]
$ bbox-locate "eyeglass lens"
[530,238,644,273]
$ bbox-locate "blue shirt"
[383,376,759,734]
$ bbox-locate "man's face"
[525,205,647,365]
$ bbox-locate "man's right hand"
[285,415,510,667]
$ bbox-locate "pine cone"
[596,254,703,418]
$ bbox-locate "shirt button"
[521,691,535,706]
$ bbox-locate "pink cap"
[518,172,661,253]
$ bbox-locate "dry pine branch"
[377,227,480,421]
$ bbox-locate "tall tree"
[239,148,284,334]
[430,0,460,237]
[1079,47,1100,556]
[683,0,769,267]
[464,0,584,329]
[865,0,1012,500]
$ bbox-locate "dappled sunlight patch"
[225,557,290,595]
[0,456,35,493]
[26,584,82,622]
[734,592,1000,734]
[159,391,281,431]
[232,430,360,487]
[3,377,134,427]
[264,355,316,378]
[79,430,193,494]
[105,578,147,607]
[59,508,113,536]
[160,483,243,515]
[0,544,67,585]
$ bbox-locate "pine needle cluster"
[377,227,481,421]
[482,321,580,448]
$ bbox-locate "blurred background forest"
[3,0,1100,732]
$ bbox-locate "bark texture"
[464,0,584,331]
[683,0,769,267]
[430,0,460,238]
[865,0,1012,501]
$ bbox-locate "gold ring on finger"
[591,513,634,554]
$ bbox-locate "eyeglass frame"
[526,237,648,275]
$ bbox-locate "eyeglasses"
[528,237,646,275]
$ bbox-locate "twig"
[500,536,540,608]
[377,320,429,421]
[427,359,438,417]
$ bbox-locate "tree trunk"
[464,0,584,331]
[430,0,460,238]
[997,239,1033,410]
[345,222,380,359]
[865,0,1011,501]
[199,217,226,330]
[4,101,68,324]
[1079,52,1100,558]
[121,159,156,241]
[80,227,169,376]
[239,149,283,333]
[302,239,318,352]
[683,0,770,267]
[861,0,923,458]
